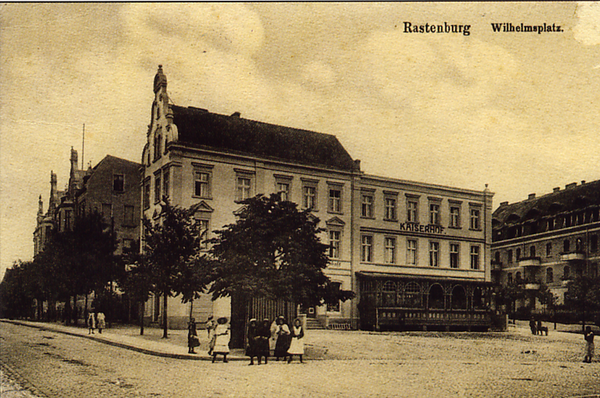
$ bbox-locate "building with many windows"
[142,66,494,331]
[492,180,600,310]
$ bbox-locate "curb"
[1,320,247,362]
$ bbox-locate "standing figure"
[257,319,271,365]
[287,318,305,363]
[269,317,279,355]
[274,316,291,361]
[246,319,259,365]
[212,317,230,363]
[188,318,199,354]
[96,312,106,334]
[87,311,96,334]
[529,318,537,335]
[206,316,216,355]
[584,326,595,363]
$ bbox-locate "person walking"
[287,318,305,363]
[257,319,271,365]
[529,317,537,335]
[246,319,259,365]
[206,316,216,355]
[584,326,595,363]
[274,316,291,361]
[96,312,106,334]
[212,317,230,363]
[87,311,96,334]
[188,318,199,354]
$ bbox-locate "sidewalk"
[1,319,246,361]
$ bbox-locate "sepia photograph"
[1,2,599,397]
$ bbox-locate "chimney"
[566,182,577,189]
[528,193,536,200]
[581,180,586,185]
[353,159,361,171]
[231,111,241,118]
[500,201,509,207]
[553,187,560,193]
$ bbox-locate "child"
[584,326,594,363]
[212,317,230,363]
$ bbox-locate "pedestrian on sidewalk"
[87,311,96,334]
[287,318,305,364]
[96,312,106,334]
[188,318,199,354]
[212,317,230,363]
[257,319,271,365]
[274,316,291,361]
[529,317,537,335]
[206,316,216,355]
[246,319,259,365]
[584,326,594,363]
[270,317,279,356]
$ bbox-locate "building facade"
[492,180,600,310]
[142,66,494,331]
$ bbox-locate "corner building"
[142,66,494,331]
[492,181,600,309]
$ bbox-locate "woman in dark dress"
[246,319,259,365]
[187,317,199,354]
[257,319,271,364]
[274,316,291,361]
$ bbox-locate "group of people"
[528,318,548,336]
[187,316,231,363]
[86,311,106,334]
[246,316,305,365]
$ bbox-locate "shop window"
[451,285,467,310]
[382,281,396,307]
[403,282,422,308]
[428,284,445,309]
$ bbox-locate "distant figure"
[257,319,271,365]
[584,326,594,363]
[536,320,548,336]
[246,319,259,365]
[274,316,291,361]
[188,318,199,354]
[212,317,230,363]
[96,312,106,334]
[206,316,216,355]
[270,317,280,355]
[287,318,305,364]
[87,311,96,334]
[529,318,537,335]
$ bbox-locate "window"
[385,197,397,220]
[494,251,500,263]
[429,241,439,267]
[530,246,536,258]
[194,171,210,198]
[303,185,317,209]
[329,230,341,258]
[516,248,521,261]
[102,203,112,221]
[154,174,161,203]
[277,182,290,201]
[384,237,396,264]
[143,179,150,209]
[546,267,554,283]
[327,282,342,312]
[407,239,417,265]
[236,177,252,201]
[563,239,570,253]
[576,238,583,252]
[470,207,481,230]
[64,209,73,231]
[564,266,570,279]
[328,187,342,213]
[361,235,373,262]
[404,282,421,308]
[507,249,513,264]
[546,242,552,257]
[361,194,374,218]
[407,200,418,223]
[450,243,460,268]
[592,235,598,252]
[429,203,440,225]
[153,131,162,161]
[470,246,480,269]
[507,273,513,284]
[163,168,170,198]
[124,205,135,225]
[113,174,124,192]
[449,206,461,228]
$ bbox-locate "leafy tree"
[118,248,153,335]
[0,261,36,319]
[208,193,354,307]
[142,200,208,338]
[565,275,600,331]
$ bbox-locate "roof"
[171,105,356,172]
[493,179,600,225]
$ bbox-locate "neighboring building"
[142,66,494,331]
[492,180,600,310]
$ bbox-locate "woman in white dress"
[287,318,305,363]
[212,317,230,363]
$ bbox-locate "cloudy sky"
[1,2,599,276]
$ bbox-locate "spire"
[38,195,43,215]
[154,65,167,93]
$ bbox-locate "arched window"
[403,282,422,308]
[473,287,486,309]
[382,281,396,307]
[451,285,467,310]
[428,284,445,309]
[546,268,554,284]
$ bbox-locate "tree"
[118,246,153,335]
[142,199,208,338]
[565,275,600,331]
[0,261,36,319]
[208,193,354,307]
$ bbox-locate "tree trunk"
[162,291,168,338]
[139,300,145,336]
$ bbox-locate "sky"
[1,2,599,277]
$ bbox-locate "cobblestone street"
[1,321,599,398]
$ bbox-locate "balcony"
[518,257,541,267]
[560,252,586,262]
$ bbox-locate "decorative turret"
[154,65,167,93]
